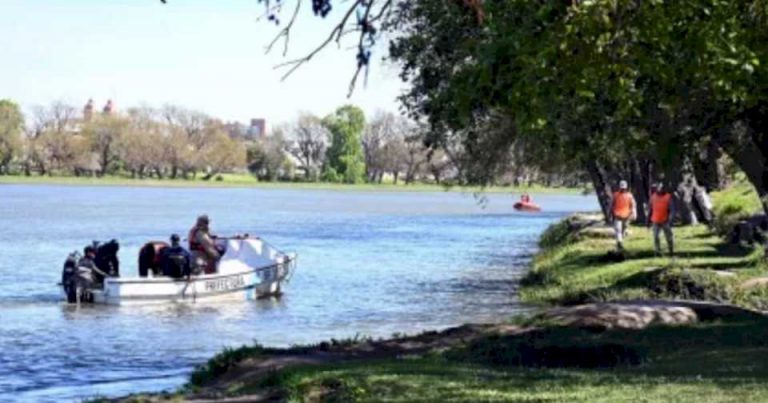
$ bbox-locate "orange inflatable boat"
[513,201,542,212]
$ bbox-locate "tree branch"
[273,0,363,81]
[265,0,303,56]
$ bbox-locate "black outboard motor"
[61,251,80,303]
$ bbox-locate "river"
[0,184,596,401]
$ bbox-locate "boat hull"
[513,202,542,212]
[89,261,291,306]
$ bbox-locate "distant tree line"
[0,99,585,187]
[0,100,245,180]
[246,104,587,187]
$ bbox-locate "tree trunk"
[694,142,728,191]
[202,170,219,181]
[100,149,109,177]
[629,159,652,224]
[584,159,613,223]
[716,119,768,214]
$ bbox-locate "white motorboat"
[62,237,296,306]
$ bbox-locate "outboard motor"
[61,251,95,304]
[61,251,80,303]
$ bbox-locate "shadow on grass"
[454,317,768,378]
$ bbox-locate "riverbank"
[111,300,768,402]
[108,184,768,402]
[0,173,582,194]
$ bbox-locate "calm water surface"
[0,184,596,402]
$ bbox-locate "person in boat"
[610,180,637,252]
[648,182,675,257]
[189,214,220,274]
[77,246,109,287]
[160,234,192,279]
[520,193,531,204]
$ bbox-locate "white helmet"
[619,180,628,190]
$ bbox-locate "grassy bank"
[114,310,768,402]
[225,317,768,402]
[520,183,767,308]
[0,173,582,194]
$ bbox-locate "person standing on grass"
[648,182,675,257]
[610,180,637,251]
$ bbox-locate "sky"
[0,0,404,127]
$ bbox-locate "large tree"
[385,0,768,216]
[82,115,129,176]
[323,105,367,183]
[286,113,329,180]
[0,99,24,174]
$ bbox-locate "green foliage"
[712,176,764,234]
[322,105,366,184]
[388,0,768,209]
[0,99,24,174]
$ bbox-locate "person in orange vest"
[610,180,637,251]
[648,182,676,256]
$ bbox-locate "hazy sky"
[0,0,404,127]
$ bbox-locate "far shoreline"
[0,174,585,194]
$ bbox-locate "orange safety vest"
[612,191,634,219]
[188,226,204,253]
[650,192,673,224]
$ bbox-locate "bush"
[649,268,734,302]
[539,219,575,249]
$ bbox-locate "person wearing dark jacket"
[77,246,109,287]
[160,234,192,279]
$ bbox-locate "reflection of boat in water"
[62,237,296,306]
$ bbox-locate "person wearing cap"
[160,234,191,278]
[610,180,637,251]
[648,182,675,256]
[188,214,220,274]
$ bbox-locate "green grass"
[205,315,768,402]
[712,176,763,217]
[520,182,767,307]
[711,176,764,235]
[521,224,766,306]
[0,173,581,194]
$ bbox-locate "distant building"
[224,118,267,140]
[248,118,266,138]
